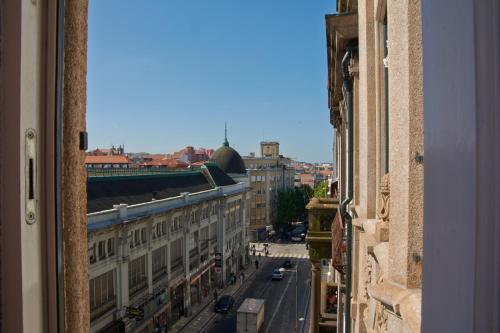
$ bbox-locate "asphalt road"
[203,256,310,333]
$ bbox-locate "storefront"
[190,280,200,306]
[189,260,215,305]
[200,270,211,299]
[170,282,185,324]
[125,287,169,333]
[153,308,168,333]
[210,266,217,288]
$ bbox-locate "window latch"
[25,128,37,224]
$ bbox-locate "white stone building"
[87,165,249,333]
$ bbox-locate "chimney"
[113,203,128,219]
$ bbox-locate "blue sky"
[87,0,335,163]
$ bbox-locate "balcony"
[200,240,209,252]
[305,197,339,262]
[129,279,148,298]
[153,266,168,283]
[90,298,116,321]
[189,247,199,258]
[170,257,184,279]
[189,248,200,271]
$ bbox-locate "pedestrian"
[213,289,218,303]
[239,273,244,284]
[255,259,259,270]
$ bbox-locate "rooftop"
[87,164,236,213]
[85,155,130,164]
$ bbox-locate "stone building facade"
[316,0,424,332]
[87,167,248,333]
[243,142,295,239]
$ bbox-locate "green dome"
[210,145,246,174]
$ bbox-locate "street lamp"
[279,266,299,332]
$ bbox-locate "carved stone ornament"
[374,303,389,332]
[377,173,390,222]
[330,106,342,128]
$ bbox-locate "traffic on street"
[202,242,310,333]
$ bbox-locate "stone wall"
[347,0,424,332]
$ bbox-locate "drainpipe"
[340,46,354,333]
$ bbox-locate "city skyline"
[86,0,334,163]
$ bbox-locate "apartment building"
[87,165,248,333]
[243,142,295,239]
[307,0,424,332]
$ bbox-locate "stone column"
[185,282,191,316]
[320,281,327,314]
[309,262,321,333]
[120,260,129,309]
[166,242,171,278]
[119,227,130,308]
[147,252,153,294]
[387,0,424,289]
[62,1,89,332]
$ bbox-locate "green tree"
[276,185,313,230]
[313,180,329,198]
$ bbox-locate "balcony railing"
[170,257,184,279]
[189,255,200,272]
[129,279,148,298]
[189,248,199,258]
[305,197,339,263]
[90,298,116,321]
[87,168,189,177]
[152,267,168,283]
[200,241,209,252]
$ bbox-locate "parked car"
[214,295,235,314]
[290,224,308,242]
[282,260,293,269]
[271,268,284,280]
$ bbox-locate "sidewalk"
[171,259,265,333]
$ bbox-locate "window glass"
[107,238,115,256]
[98,241,106,260]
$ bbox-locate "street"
[202,242,310,333]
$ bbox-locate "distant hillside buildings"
[86,146,215,170]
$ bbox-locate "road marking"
[266,252,309,259]
[264,269,295,333]
[300,277,311,333]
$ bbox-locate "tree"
[276,190,294,230]
[313,180,329,198]
[276,185,313,230]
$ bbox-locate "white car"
[271,268,284,280]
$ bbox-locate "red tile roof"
[85,155,130,164]
[140,158,190,169]
[141,154,166,161]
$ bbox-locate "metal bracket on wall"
[25,128,37,224]
[415,152,424,164]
